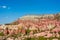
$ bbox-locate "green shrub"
[37,36,47,40]
[0,32,4,36]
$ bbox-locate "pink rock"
[44,33,52,38]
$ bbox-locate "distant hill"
[7,13,60,25]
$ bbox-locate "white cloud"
[2,6,7,8]
[0,6,7,8]
[0,5,11,9]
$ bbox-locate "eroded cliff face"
[7,13,60,25]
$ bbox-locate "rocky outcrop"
[7,13,60,25]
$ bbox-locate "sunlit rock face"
[17,13,60,26]
[20,14,54,20]
[9,13,60,26]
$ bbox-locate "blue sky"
[0,0,60,24]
